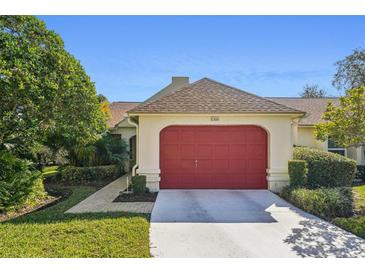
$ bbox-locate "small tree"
[333,48,365,91]
[315,87,365,148]
[300,84,326,98]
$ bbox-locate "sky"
[39,16,365,102]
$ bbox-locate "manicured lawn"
[334,184,365,239]
[42,165,59,178]
[0,186,150,258]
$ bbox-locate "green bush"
[356,165,365,181]
[293,147,356,188]
[334,216,365,239]
[59,165,122,183]
[69,133,128,167]
[288,160,308,187]
[132,175,146,194]
[0,151,46,212]
[281,186,353,220]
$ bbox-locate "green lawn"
[334,184,365,239]
[42,165,59,178]
[0,186,150,258]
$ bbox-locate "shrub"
[58,165,122,183]
[288,160,308,187]
[293,147,356,188]
[132,175,146,194]
[334,216,365,239]
[69,133,128,167]
[281,186,353,220]
[0,151,45,212]
[356,165,365,181]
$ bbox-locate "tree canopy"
[300,84,327,98]
[333,48,365,91]
[315,87,365,147]
[0,16,107,155]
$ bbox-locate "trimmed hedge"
[58,165,122,183]
[356,165,365,181]
[293,147,356,188]
[132,175,147,194]
[288,160,308,187]
[281,186,353,220]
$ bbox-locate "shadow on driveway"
[284,219,365,258]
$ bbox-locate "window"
[328,137,346,156]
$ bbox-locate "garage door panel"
[197,159,213,170]
[164,144,180,159]
[181,144,194,158]
[246,145,266,158]
[247,159,266,171]
[160,126,267,189]
[195,174,212,187]
[230,159,247,172]
[180,159,195,170]
[247,128,266,143]
[230,144,246,158]
[196,130,214,143]
[213,159,229,171]
[196,144,213,158]
[181,130,195,143]
[163,129,180,144]
[214,145,230,158]
[164,159,181,170]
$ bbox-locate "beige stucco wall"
[110,119,136,144]
[135,114,295,193]
[297,126,327,150]
[295,125,365,165]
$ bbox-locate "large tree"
[300,84,327,98]
[315,87,365,147]
[333,48,365,91]
[0,16,107,155]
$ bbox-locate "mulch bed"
[0,196,61,222]
[113,192,158,203]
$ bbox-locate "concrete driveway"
[150,190,365,258]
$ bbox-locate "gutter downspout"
[127,116,138,176]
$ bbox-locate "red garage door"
[160,126,268,189]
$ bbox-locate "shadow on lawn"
[284,219,365,258]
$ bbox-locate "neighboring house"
[109,77,364,193]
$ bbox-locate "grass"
[333,184,365,239]
[353,184,365,214]
[0,185,150,258]
[42,165,59,178]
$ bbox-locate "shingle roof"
[268,97,339,125]
[107,101,141,128]
[128,78,305,115]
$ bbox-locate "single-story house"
[109,77,365,192]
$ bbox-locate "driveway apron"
[150,189,365,258]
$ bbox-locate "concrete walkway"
[150,190,365,258]
[66,174,154,214]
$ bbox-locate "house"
[109,77,365,192]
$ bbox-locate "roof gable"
[268,97,339,125]
[107,101,141,128]
[129,78,304,114]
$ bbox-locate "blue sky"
[39,16,365,102]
